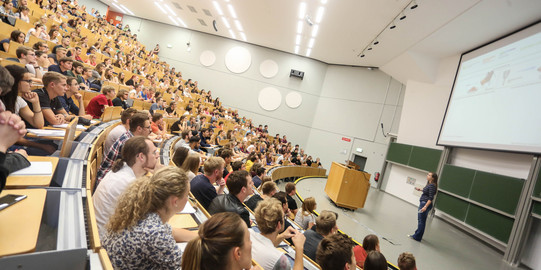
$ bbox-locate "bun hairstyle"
[181,212,246,270]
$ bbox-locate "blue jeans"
[412,200,431,241]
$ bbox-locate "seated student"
[225,160,244,182]
[190,157,226,210]
[171,115,187,134]
[250,165,265,188]
[181,153,201,181]
[94,137,160,238]
[171,147,189,168]
[173,129,191,151]
[27,72,77,127]
[86,85,115,119]
[181,212,253,270]
[303,210,339,261]
[59,77,92,120]
[96,112,151,184]
[103,167,189,270]
[48,57,75,77]
[272,191,295,244]
[208,170,253,228]
[103,108,137,155]
[285,182,299,216]
[219,148,233,178]
[295,197,317,230]
[149,97,164,115]
[199,128,212,149]
[245,181,277,211]
[354,234,380,268]
[251,198,306,270]
[363,251,387,270]
[150,113,165,138]
[316,233,356,270]
[397,252,416,270]
[112,89,128,109]
[1,30,25,52]
[48,47,67,66]
[165,101,178,118]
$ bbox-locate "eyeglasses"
[21,80,33,85]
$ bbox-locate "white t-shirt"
[249,229,291,270]
[15,96,28,115]
[104,126,127,156]
[93,163,137,239]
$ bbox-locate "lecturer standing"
[409,172,438,242]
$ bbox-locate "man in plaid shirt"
[96,112,152,187]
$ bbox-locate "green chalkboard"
[469,171,524,215]
[465,204,514,243]
[386,143,412,165]
[409,147,441,172]
[440,165,476,198]
[533,201,541,217]
[435,192,469,221]
[386,143,442,172]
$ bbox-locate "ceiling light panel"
[228,29,236,39]
[163,4,176,16]
[168,15,179,26]
[295,35,301,45]
[212,1,223,16]
[221,17,231,29]
[308,38,315,48]
[311,25,319,37]
[294,46,299,54]
[119,4,134,15]
[234,20,243,31]
[239,32,247,41]
[154,2,167,15]
[306,48,311,57]
[227,4,237,19]
[177,17,187,27]
[315,7,324,23]
[297,21,303,34]
[298,2,306,20]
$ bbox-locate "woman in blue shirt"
[409,172,438,241]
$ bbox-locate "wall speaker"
[290,69,304,80]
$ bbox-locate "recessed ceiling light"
[177,17,187,27]
[373,40,379,45]
[360,54,365,58]
[163,4,176,16]
[227,4,237,19]
[295,35,301,45]
[154,2,167,15]
[294,45,299,54]
[390,23,396,29]
[315,7,324,23]
[298,2,306,20]
[308,38,315,48]
[321,0,327,4]
[234,20,243,31]
[306,48,311,57]
[212,1,223,16]
[168,15,179,26]
[239,32,247,41]
[297,21,303,34]
[228,29,236,39]
[311,25,319,37]
[221,17,231,29]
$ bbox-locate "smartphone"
[0,194,27,211]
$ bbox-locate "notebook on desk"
[11,162,53,176]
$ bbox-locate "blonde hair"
[203,157,224,175]
[254,198,283,235]
[106,166,189,233]
[301,197,316,216]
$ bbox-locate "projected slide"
[438,22,541,153]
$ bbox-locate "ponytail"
[181,237,203,270]
[106,166,189,233]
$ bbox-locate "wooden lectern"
[325,162,371,210]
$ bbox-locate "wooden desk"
[5,156,59,188]
[26,127,83,141]
[169,214,198,229]
[0,189,47,257]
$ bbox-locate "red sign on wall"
[342,137,351,142]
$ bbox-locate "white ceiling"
[102,0,541,68]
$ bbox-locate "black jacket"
[208,193,251,228]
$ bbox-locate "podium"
[324,162,371,210]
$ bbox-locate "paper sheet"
[27,129,65,137]
[52,124,86,130]
[11,161,53,175]
[179,202,196,214]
